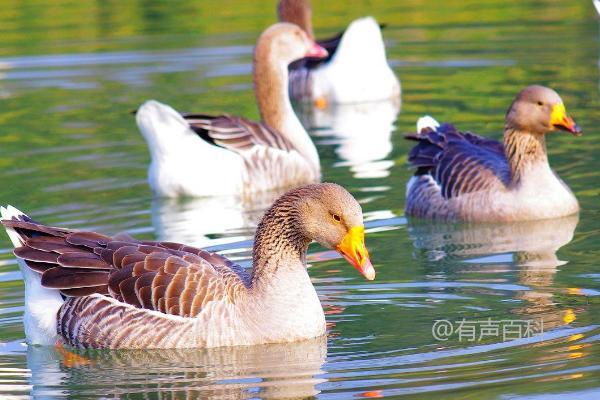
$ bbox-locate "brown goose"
[135,23,328,197]
[1,183,374,349]
[405,86,581,222]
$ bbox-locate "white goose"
[1,183,375,349]
[279,0,401,106]
[135,23,327,198]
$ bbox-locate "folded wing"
[4,216,250,319]
[406,123,510,199]
[182,113,294,154]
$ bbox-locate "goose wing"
[182,113,294,154]
[3,215,250,318]
[406,123,510,198]
[183,113,319,191]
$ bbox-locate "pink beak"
[305,41,328,58]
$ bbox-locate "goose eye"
[537,101,543,106]
[332,214,342,222]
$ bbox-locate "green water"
[1,0,599,398]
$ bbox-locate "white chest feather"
[465,163,579,221]
[512,164,579,218]
[240,269,326,345]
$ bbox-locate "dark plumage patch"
[289,30,343,71]
[406,123,510,199]
[182,113,293,153]
[1,212,251,318]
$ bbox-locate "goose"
[135,23,328,198]
[405,85,581,222]
[1,183,375,349]
[278,0,401,107]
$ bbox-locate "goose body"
[405,86,581,222]
[279,0,400,105]
[2,183,375,349]
[136,23,326,198]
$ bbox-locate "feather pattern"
[405,115,579,221]
[183,114,295,153]
[180,113,319,194]
[406,123,510,200]
[10,220,250,311]
[4,216,255,348]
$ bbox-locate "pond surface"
[1,0,599,398]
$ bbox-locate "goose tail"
[135,100,199,161]
[1,206,64,345]
[416,116,440,133]
[317,16,400,103]
[331,17,388,66]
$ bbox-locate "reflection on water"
[297,100,399,179]
[407,215,578,266]
[408,215,580,331]
[26,337,326,398]
[151,189,285,248]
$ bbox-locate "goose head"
[280,183,375,280]
[255,22,327,68]
[505,85,582,136]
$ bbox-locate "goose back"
[3,215,252,348]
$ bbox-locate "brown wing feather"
[2,215,251,319]
[183,114,294,154]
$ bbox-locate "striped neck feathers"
[503,128,549,184]
[250,191,311,286]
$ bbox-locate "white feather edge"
[1,205,63,345]
[407,117,440,195]
[416,115,440,133]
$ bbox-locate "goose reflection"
[27,336,326,399]
[296,100,400,179]
[151,189,285,249]
[408,215,578,266]
[408,215,579,330]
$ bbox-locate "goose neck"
[250,197,311,287]
[503,128,549,185]
[253,50,320,169]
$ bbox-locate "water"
[1,0,599,398]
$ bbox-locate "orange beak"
[305,41,328,59]
[550,103,582,136]
[336,226,375,280]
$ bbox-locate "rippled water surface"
[1,0,599,398]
